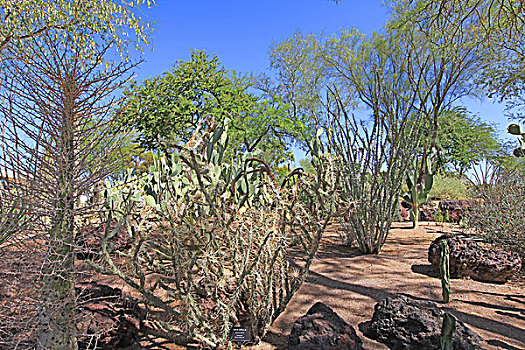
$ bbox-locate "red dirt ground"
[1,223,523,349]
[253,222,525,350]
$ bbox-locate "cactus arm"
[403,153,434,228]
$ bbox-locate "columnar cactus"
[440,312,456,350]
[440,239,451,303]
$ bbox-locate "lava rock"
[439,200,470,223]
[288,302,362,350]
[76,220,130,259]
[420,208,438,222]
[364,295,483,350]
[76,282,142,349]
[399,201,411,221]
[428,234,521,283]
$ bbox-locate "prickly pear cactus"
[508,123,525,157]
[403,153,434,228]
[95,122,337,348]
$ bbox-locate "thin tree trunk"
[412,203,419,229]
[38,206,77,350]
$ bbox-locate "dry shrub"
[467,165,525,262]
[91,125,338,347]
[428,174,470,200]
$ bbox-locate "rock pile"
[439,200,470,223]
[428,234,521,283]
[288,302,362,350]
[399,201,411,221]
[420,208,438,222]
[365,295,483,350]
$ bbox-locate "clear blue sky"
[133,0,510,144]
[135,0,387,80]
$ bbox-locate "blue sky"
[133,0,510,145]
[136,0,386,80]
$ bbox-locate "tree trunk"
[38,82,77,349]
[37,201,77,350]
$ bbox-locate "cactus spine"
[440,239,450,303]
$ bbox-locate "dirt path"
[3,223,522,349]
[256,222,525,350]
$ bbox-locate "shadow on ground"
[411,264,439,278]
[487,339,523,350]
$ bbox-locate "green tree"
[121,50,306,166]
[393,0,525,118]
[268,32,327,144]
[270,1,486,238]
[435,107,500,176]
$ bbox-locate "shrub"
[467,166,525,262]
[93,124,338,347]
[429,174,470,200]
[327,114,424,254]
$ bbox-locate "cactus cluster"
[94,122,337,348]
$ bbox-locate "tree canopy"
[121,50,308,166]
[434,107,500,175]
[391,0,525,119]
[0,0,152,59]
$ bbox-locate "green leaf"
[145,195,156,207]
[206,140,214,162]
[424,173,434,193]
[416,191,428,205]
[406,175,414,190]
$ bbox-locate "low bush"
[467,166,525,262]
[429,174,470,200]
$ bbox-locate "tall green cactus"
[440,312,456,350]
[440,239,451,303]
[403,153,434,229]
